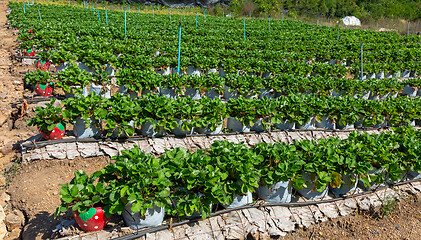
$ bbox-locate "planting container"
[222,191,253,209]
[315,116,335,130]
[274,119,296,130]
[159,88,178,99]
[111,120,135,138]
[39,123,65,140]
[227,117,250,133]
[35,59,50,71]
[296,173,329,200]
[196,122,223,135]
[358,168,385,190]
[256,181,292,203]
[90,83,111,99]
[185,87,202,100]
[296,116,316,130]
[65,86,88,99]
[204,88,221,99]
[402,85,418,97]
[73,117,102,139]
[118,86,138,98]
[250,118,268,132]
[258,89,275,99]
[329,174,359,197]
[122,202,165,230]
[34,83,53,97]
[73,206,112,232]
[171,119,194,136]
[141,120,166,137]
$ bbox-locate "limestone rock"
[5,210,24,231]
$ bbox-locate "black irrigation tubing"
[110,178,421,240]
[14,55,40,59]
[20,127,383,149]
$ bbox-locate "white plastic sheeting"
[341,16,361,26]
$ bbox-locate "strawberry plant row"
[55,127,421,230]
[27,93,421,139]
[8,3,421,77]
[24,67,421,99]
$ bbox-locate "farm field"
[0,0,421,239]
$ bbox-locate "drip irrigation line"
[21,127,387,149]
[110,178,421,240]
[14,55,40,59]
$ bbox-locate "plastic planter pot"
[402,70,411,78]
[140,120,166,137]
[262,72,272,78]
[111,120,135,138]
[35,60,50,71]
[315,116,335,130]
[73,117,102,139]
[219,67,226,77]
[329,174,359,197]
[185,87,202,100]
[118,86,138,98]
[39,123,65,140]
[159,88,178,99]
[274,119,295,130]
[376,72,385,79]
[104,64,115,76]
[258,89,275,99]
[256,181,292,203]
[34,83,53,97]
[227,117,250,133]
[187,66,201,76]
[336,123,355,130]
[408,171,421,179]
[73,206,112,232]
[56,62,70,72]
[296,173,328,200]
[23,48,35,57]
[171,119,194,136]
[195,122,223,135]
[204,88,221,99]
[402,85,418,97]
[331,89,345,97]
[250,118,268,132]
[156,67,171,76]
[358,168,385,190]
[122,202,165,230]
[207,69,217,74]
[296,116,316,130]
[141,88,159,96]
[369,92,391,100]
[78,62,95,73]
[222,191,253,209]
[65,86,89,99]
[353,91,370,100]
[223,85,238,100]
[90,83,111,99]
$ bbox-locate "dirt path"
[0,0,27,168]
